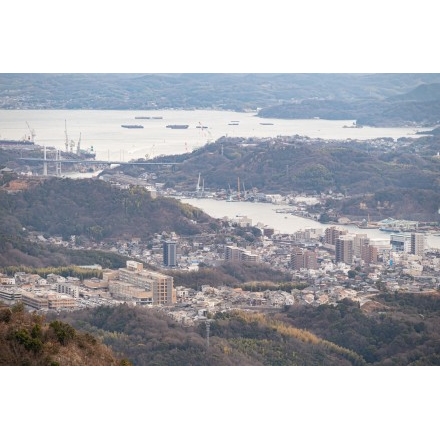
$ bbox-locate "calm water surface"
[2,109,436,247]
[181,198,440,249]
[0,109,432,161]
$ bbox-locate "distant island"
[1,73,440,126]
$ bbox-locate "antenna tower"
[205,320,211,349]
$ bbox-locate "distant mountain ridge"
[387,83,440,102]
[1,73,440,114]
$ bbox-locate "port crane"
[64,120,80,153]
[195,173,206,197]
[77,133,81,155]
[26,121,36,142]
[64,120,69,152]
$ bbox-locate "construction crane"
[26,121,36,142]
[64,120,69,152]
[196,173,201,196]
[76,132,81,155]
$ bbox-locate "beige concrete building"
[241,252,260,263]
[225,245,259,263]
[335,235,354,264]
[291,247,318,270]
[411,233,425,256]
[325,226,347,246]
[21,291,76,310]
[109,281,153,304]
[0,288,22,302]
[47,294,76,309]
[21,292,49,309]
[115,261,176,305]
[0,276,15,285]
[56,283,79,298]
[225,245,243,261]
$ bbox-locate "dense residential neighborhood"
[2,204,440,326]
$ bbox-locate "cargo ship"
[121,124,144,129]
[0,139,35,147]
[134,116,163,120]
[166,124,189,129]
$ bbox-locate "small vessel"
[358,224,379,229]
[121,124,144,129]
[228,122,239,126]
[343,122,363,128]
[379,227,401,233]
[196,125,208,129]
[260,122,274,125]
[166,124,189,129]
[135,116,163,120]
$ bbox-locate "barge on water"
[166,124,189,129]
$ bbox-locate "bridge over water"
[18,157,179,176]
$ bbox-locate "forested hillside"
[0,234,131,268]
[55,304,364,366]
[0,302,128,366]
[54,291,440,366]
[122,133,440,221]
[0,177,218,241]
[5,281,440,366]
[275,293,440,365]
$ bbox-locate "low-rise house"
[0,276,15,285]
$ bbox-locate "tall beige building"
[325,226,347,245]
[225,245,259,262]
[335,235,354,264]
[225,245,243,261]
[360,243,378,264]
[353,234,368,258]
[291,247,318,270]
[411,233,425,256]
[115,261,176,305]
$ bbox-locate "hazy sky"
[3,1,438,73]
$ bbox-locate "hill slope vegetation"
[0,302,128,366]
